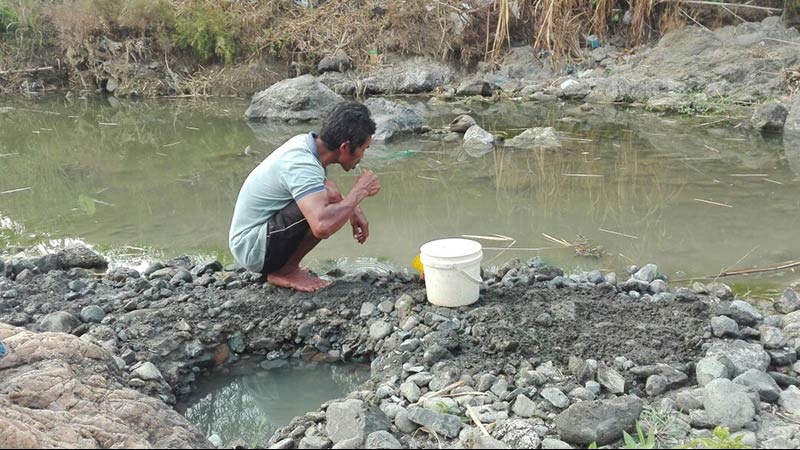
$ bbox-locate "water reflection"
[784,132,800,179]
[181,361,370,448]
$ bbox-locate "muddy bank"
[3,246,800,448]
[7,17,800,133]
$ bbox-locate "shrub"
[173,1,237,64]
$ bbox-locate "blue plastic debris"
[0,341,6,359]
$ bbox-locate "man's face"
[340,136,372,171]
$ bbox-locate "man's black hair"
[320,102,376,155]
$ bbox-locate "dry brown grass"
[533,0,587,65]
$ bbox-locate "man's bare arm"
[297,170,380,239]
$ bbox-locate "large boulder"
[365,98,427,142]
[0,324,210,448]
[245,75,344,122]
[555,396,643,446]
[361,57,455,94]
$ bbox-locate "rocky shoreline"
[2,245,800,448]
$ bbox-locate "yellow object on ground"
[412,253,425,278]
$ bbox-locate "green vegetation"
[589,423,750,449]
[623,423,657,449]
[173,2,236,64]
[678,426,751,449]
[0,1,18,33]
[0,0,766,70]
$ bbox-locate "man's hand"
[355,169,380,197]
[350,207,369,244]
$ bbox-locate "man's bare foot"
[268,268,329,292]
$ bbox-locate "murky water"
[179,360,370,448]
[1,96,799,286]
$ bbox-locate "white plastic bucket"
[420,238,483,307]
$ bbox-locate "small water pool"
[178,360,371,448]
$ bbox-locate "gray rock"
[696,355,735,386]
[39,311,81,333]
[776,288,800,314]
[364,431,401,449]
[779,385,800,416]
[703,378,756,431]
[706,340,771,376]
[80,305,105,324]
[541,438,573,449]
[541,387,570,409]
[751,103,789,133]
[361,303,377,318]
[597,363,625,394]
[504,127,562,151]
[568,387,596,402]
[131,362,163,381]
[377,300,394,314]
[394,408,418,434]
[58,245,108,270]
[449,114,477,133]
[649,279,668,294]
[361,57,454,94]
[326,399,390,445]
[34,254,63,273]
[587,270,605,284]
[406,406,462,438]
[423,344,450,366]
[492,419,542,449]
[712,316,740,338]
[734,368,782,403]
[555,396,644,446]
[707,282,734,301]
[398,338,421,352]
[365,98,427,142]
[331,437,361,450]
[299,436,331,449]
[478,374,498,392]
[318,49,351,73]
[761,326,787,349]
[471,435,510,449]
[689,409,716,429]
[370,321,393,340]
[463,124,495,149]
[646,375,669,397]
[191,259,222,277]
[634,264,658,283]
[246,75,343,122]
[729,300,763,326]
[676,389,704,412]
[457,77,492,97]
[400,381,421,403]
[511,394,536,418]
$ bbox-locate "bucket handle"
[435,264,482,285]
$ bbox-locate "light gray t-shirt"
[229,133,325,272]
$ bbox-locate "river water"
[1,96,798,287]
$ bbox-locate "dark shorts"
[262,201,310,275]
